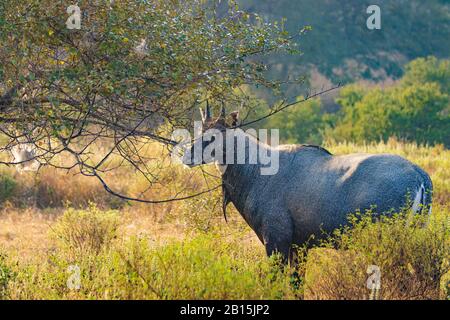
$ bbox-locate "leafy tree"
[266,97,326,144]
[268,57,450,147]
[330,58,450,146]
[388,83,449,145]
[401,56,450,93]
[0,0,298,202]
[333,86,390,142]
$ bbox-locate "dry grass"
[0,139,449,299]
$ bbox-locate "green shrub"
[6,233,299,299]
[116,234,295,299]
[266,97,328,145]
[303,210,450,300]
[0,175,17,204]
[265,57,450,147]
[0,253,14,299]
[171,188,224,233]
[51,205,119,258]
[4,209,450,300]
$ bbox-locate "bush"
[303,210,450,300]
[3,208,450,300]
[114,234,297,299]
[51,205,119,258]
[332,82,449,146]
[0,253,14,299]
[0,175,17,204]
[6,233,299,299]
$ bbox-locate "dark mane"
[299,144,333,155]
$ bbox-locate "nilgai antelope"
[182,104,433,262]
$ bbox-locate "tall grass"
[1,206,297,299]
[0,140,449,300]
[302,209,450,299]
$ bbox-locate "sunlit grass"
[0,139,449,299]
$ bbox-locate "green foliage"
[266,97,327,144]
[330,57,450,146]
[51,205,119,258]
[0,174,17,204]
[0,253,14,299]
[5,232,298,299]
[402,57,450,92]
[0,0,297,140]
[3,206,449,300]
[269,57,450,147]
[332,82,449,145]
[23,205,295,299]
[303,208,450,300]
[116,234,295,299]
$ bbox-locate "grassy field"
[0,139,449,300]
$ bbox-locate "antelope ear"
[230,111,239,126]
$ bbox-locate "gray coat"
[222,140,432,260]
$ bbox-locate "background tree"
[265,57,450,147]
[330,58,450,146]
[266,97,327,145]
